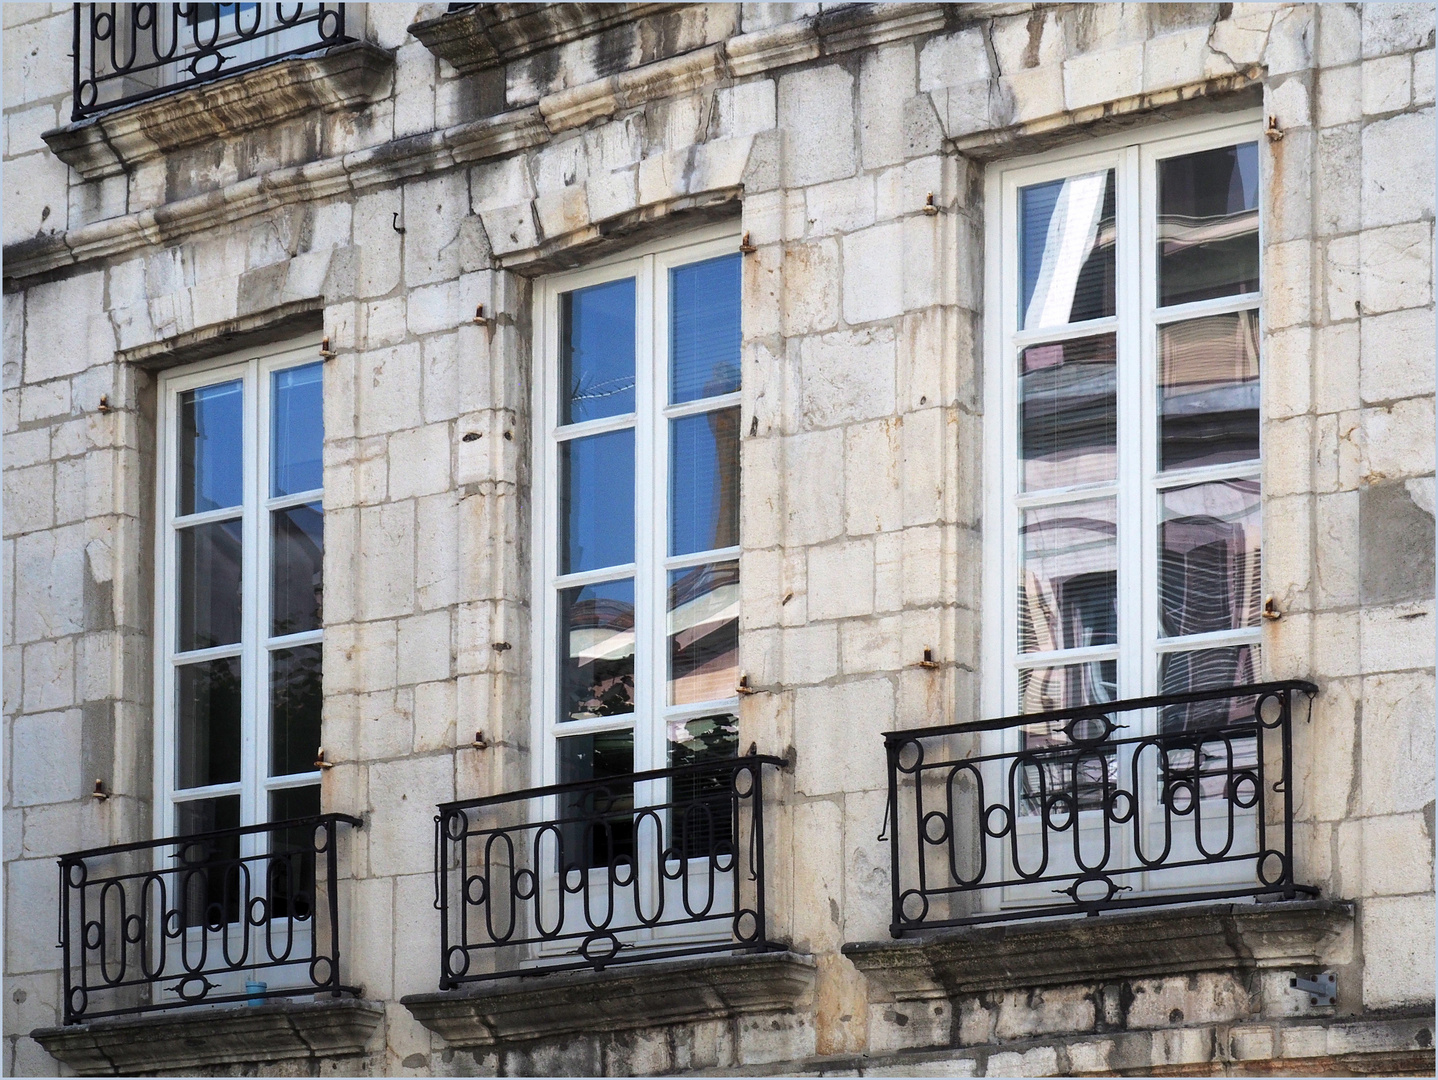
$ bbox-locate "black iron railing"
[71,4,352,121]
[58,814,362,1023]
[434,756,787,986]
[884,681,1318,936]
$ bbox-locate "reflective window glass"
[272,363,324,497]
[668,561,739,706]
[670,408,740,556]
[270,644,322,777]
[1158,645,1260,734]
[272,503,323,636]
[176,657,243,789]
[559,579,636,722]
[179,381,243,514]
[1019,499,1118,654]
[1157,142,1259,306]
[178,519,243,651]
[560,430,635,574]
[1159,479,1262,637]
[1159,310,1260,471]
[561,278,636,425]
[556,729,635,869]
[1019,170,1116,329]
[671,254,741,404]
[1020,334,1117,490]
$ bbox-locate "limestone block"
[23,273,109,384]
[999,65,1065,125]
[362,296,408,349]
[357,502,417,621]
[779,621,839,687]
[9,709,80,807]
[404,279,456,339]
[842,786,894,942]
[533,185,590,241]
[807,539,876,621]
[691,135,756,194]
[12,525,85,643]
[346,874,395,1001]
[918,29,988,93]
[21,636,76,716]
[1,11,69,110]
[805,177,875,238]
[781,239,841,336]
[1292,675,1357,821]
[472,156,535,212]
[1359,226,1433,316]
[1361,397,1436,482]
[392,872,443,996]
[403,171,467,288]
[1362,109,1436,229]
[932,79,996,140]
[1361,895,1436,1007]
[396,610,453,687]
[1064,42,1144,112]
[3,462,53,535]
[782,429,845,546]
[1314,124,1362,238]
[1416,47,1436,104]
[792,680,892,798]
[778,65,857,188]
[1265,238,1314,330]
[1207,6,1275,72]
[985,1046,1059,1077]
[1363,53,1415,116]
[1316,64,1362,129]
[1360,670,1436,816]
[844,419,903,535]
[715,78,777,139]
[359,686,417,763]
[417,493,462,612]
[1265,491,1314,605]
[1361,2,1438,59]
[1314,491,1362,608]
[740,548,785,631]
[860,45,917,170]
[1362,813,1434,895]
[789,798,845,952]
[5,855,62,973]
[388,424,452,501]
[357,344,423,438]
[354,191,403,298]
[1317,1,1362,66]
[841,223,904,324]
[586,166,638,223]
[394,41,438,139]
[1143,27,1209,94]
[1315,323,1361,419]
[422,334,461,425]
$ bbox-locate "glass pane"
[1019,169,1116,330]
[561,278,636,425]
[670,408,740,556]
[668,561,739,706]
[272,363,324,497]
[1157,142,1260,306]
[272,503,323,636]
[557,729,635,870]
[1159,310,1260,471]
[1158,645,1260,734]
[270,644,322,777]
[268,786,320,920]
[1016,661,1118,813]
[560,429,635,574]
[1020,334,1117,490]
[178,380,243,515]
[671,254,741,404]
[178,519,243,651]
[668,714,739,860]
[1019,499,1117,654]
[174,795,241,928]
[176,657,242,789]
[559,579,635,722]
[1160,479,1262,637]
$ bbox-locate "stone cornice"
[32,998,384,1077]
[409,3,683,76]
[842,900,1355,1001]
[402,951,816,1047]
[43,42,395,182]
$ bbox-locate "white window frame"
[152,334,326,841]
[530,222,743,793]
[981,113,1265,900]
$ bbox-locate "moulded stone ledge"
[842,899,1355,1001]
[31,997,385,1077]
[43,41,394,181]
[409,3,683,76]
[401,950,816,1048]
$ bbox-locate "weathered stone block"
[778,65,857,187]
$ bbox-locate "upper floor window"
[532,226,743,857]
[985,114,1262,755]
[72,3,350,120]
[156,339,325,850]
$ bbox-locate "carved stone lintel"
[842,900,1355,1001]
[32,998,384,1077]
[402,951,816,1048]
[43,42,394,181]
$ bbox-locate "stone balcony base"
[843,900,1356,1053]
[403,950,816,1073]
[31,997,384,1077]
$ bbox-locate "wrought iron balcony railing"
[71,4,353,122]
[57,813,362,1023]
[434,755,787,986]
[883,681,1319,936]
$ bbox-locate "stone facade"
[3,2,1434,1076]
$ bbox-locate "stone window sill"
[43,42,393,182]
[31,997,384,1077]
[402,950,815,1048]
[843,899,1353,1005]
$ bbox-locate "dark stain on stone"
[401,1053,427,1069]
[1417,1028,1432,1048]
[81,699,114,797]
[84,552,114,632]
[1169,1008,1184,1024]
[1360,481,1436,604]
[1021,9,1045,68]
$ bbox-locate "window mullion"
[1121,142,1150,706]
[241,359,263,846]
[634,252,661,781]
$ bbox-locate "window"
[533,226,742,835]
[155,338,325,847]
[983,116,1262,891]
